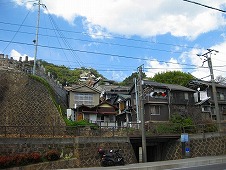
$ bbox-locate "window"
[83,114,89,120]
[97,115,104,121]
[150,105,161,115]
[184,93,189,100]
[74,93,94,106]
[201,106,211,112]
[109,115,115,122]
[217,92,225,100]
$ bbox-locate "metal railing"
[0,122,224,138]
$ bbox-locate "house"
[65,83,101,121]
[189,79,226,121]
[76,101,118,127]
[113,94,132,126]
[96,84,130,104]
[65,83,118,126]
[129,80,196,123]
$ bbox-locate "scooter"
[98,148,125,167]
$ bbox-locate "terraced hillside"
[0,68,65,128]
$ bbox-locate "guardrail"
[0,122,223,138]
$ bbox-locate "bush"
[155,123,181,134]
[0,152,42,169]
[44,150,60,161]
[170,113,194,133]
[28,152,42,163]
[203,123,218,133]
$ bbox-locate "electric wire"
[0,21,203,51]
[2,10,31,53]
[2,38,226,72]
[0,27,191,55]
[183,0,226,13]
[0,39,201,68]
[45,6,83,67]
[44,6,73,69]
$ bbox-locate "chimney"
[25,56,28,62]
[0,54,4,59]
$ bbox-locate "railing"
[0,122,224,138]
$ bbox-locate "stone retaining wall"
[164,133,226,160]
[0,137,137,169]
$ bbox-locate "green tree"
[39,60,105,85]
[149,71,195,86]
[119,72,146,86]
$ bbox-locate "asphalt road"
[169,162,226,170]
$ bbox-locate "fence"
[0,122,224,138]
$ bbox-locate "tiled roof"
[143,80,195,92]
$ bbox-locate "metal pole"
[33,0,41,75]
[138,65,147,162]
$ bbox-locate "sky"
[1,0,226,82]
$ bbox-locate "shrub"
[0,152,42,169]
[28,152,42,163]
[170,113,195,133]
[44,150,60,161]
[0,156,12,169]
[155,123,181,134]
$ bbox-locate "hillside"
[40,60,106,85]
[0,68,65,128]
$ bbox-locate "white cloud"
[13,0,226,39]
[145,58,182,78]
[110,70,126,82]
[179,42,226,80]
[10,49,33,61]
[13,0,35,10]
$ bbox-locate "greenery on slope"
[39,60,105,85]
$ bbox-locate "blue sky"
[1,0,226,82]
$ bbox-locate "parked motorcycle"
[98,148,125,167]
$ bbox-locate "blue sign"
[185,148,190,152]
[181,133,189,142]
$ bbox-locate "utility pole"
[134,78,140,123]
[33,0,41,75]
[138,65,147,162]
[197,49,221,130]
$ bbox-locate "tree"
[39,60,105,85]
[120,72,146,86]
[149,71,195,86]
[215,75,226,85]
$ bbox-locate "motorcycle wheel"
[119,159,125,165]
[107,160,115,166]
[101,161,107,167]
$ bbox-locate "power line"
[183,0,226,13]
[0,27,193,55]
[0,21,203,51]
[0,39,201,68]
[2,38,226,74]
[2,10,31,52]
